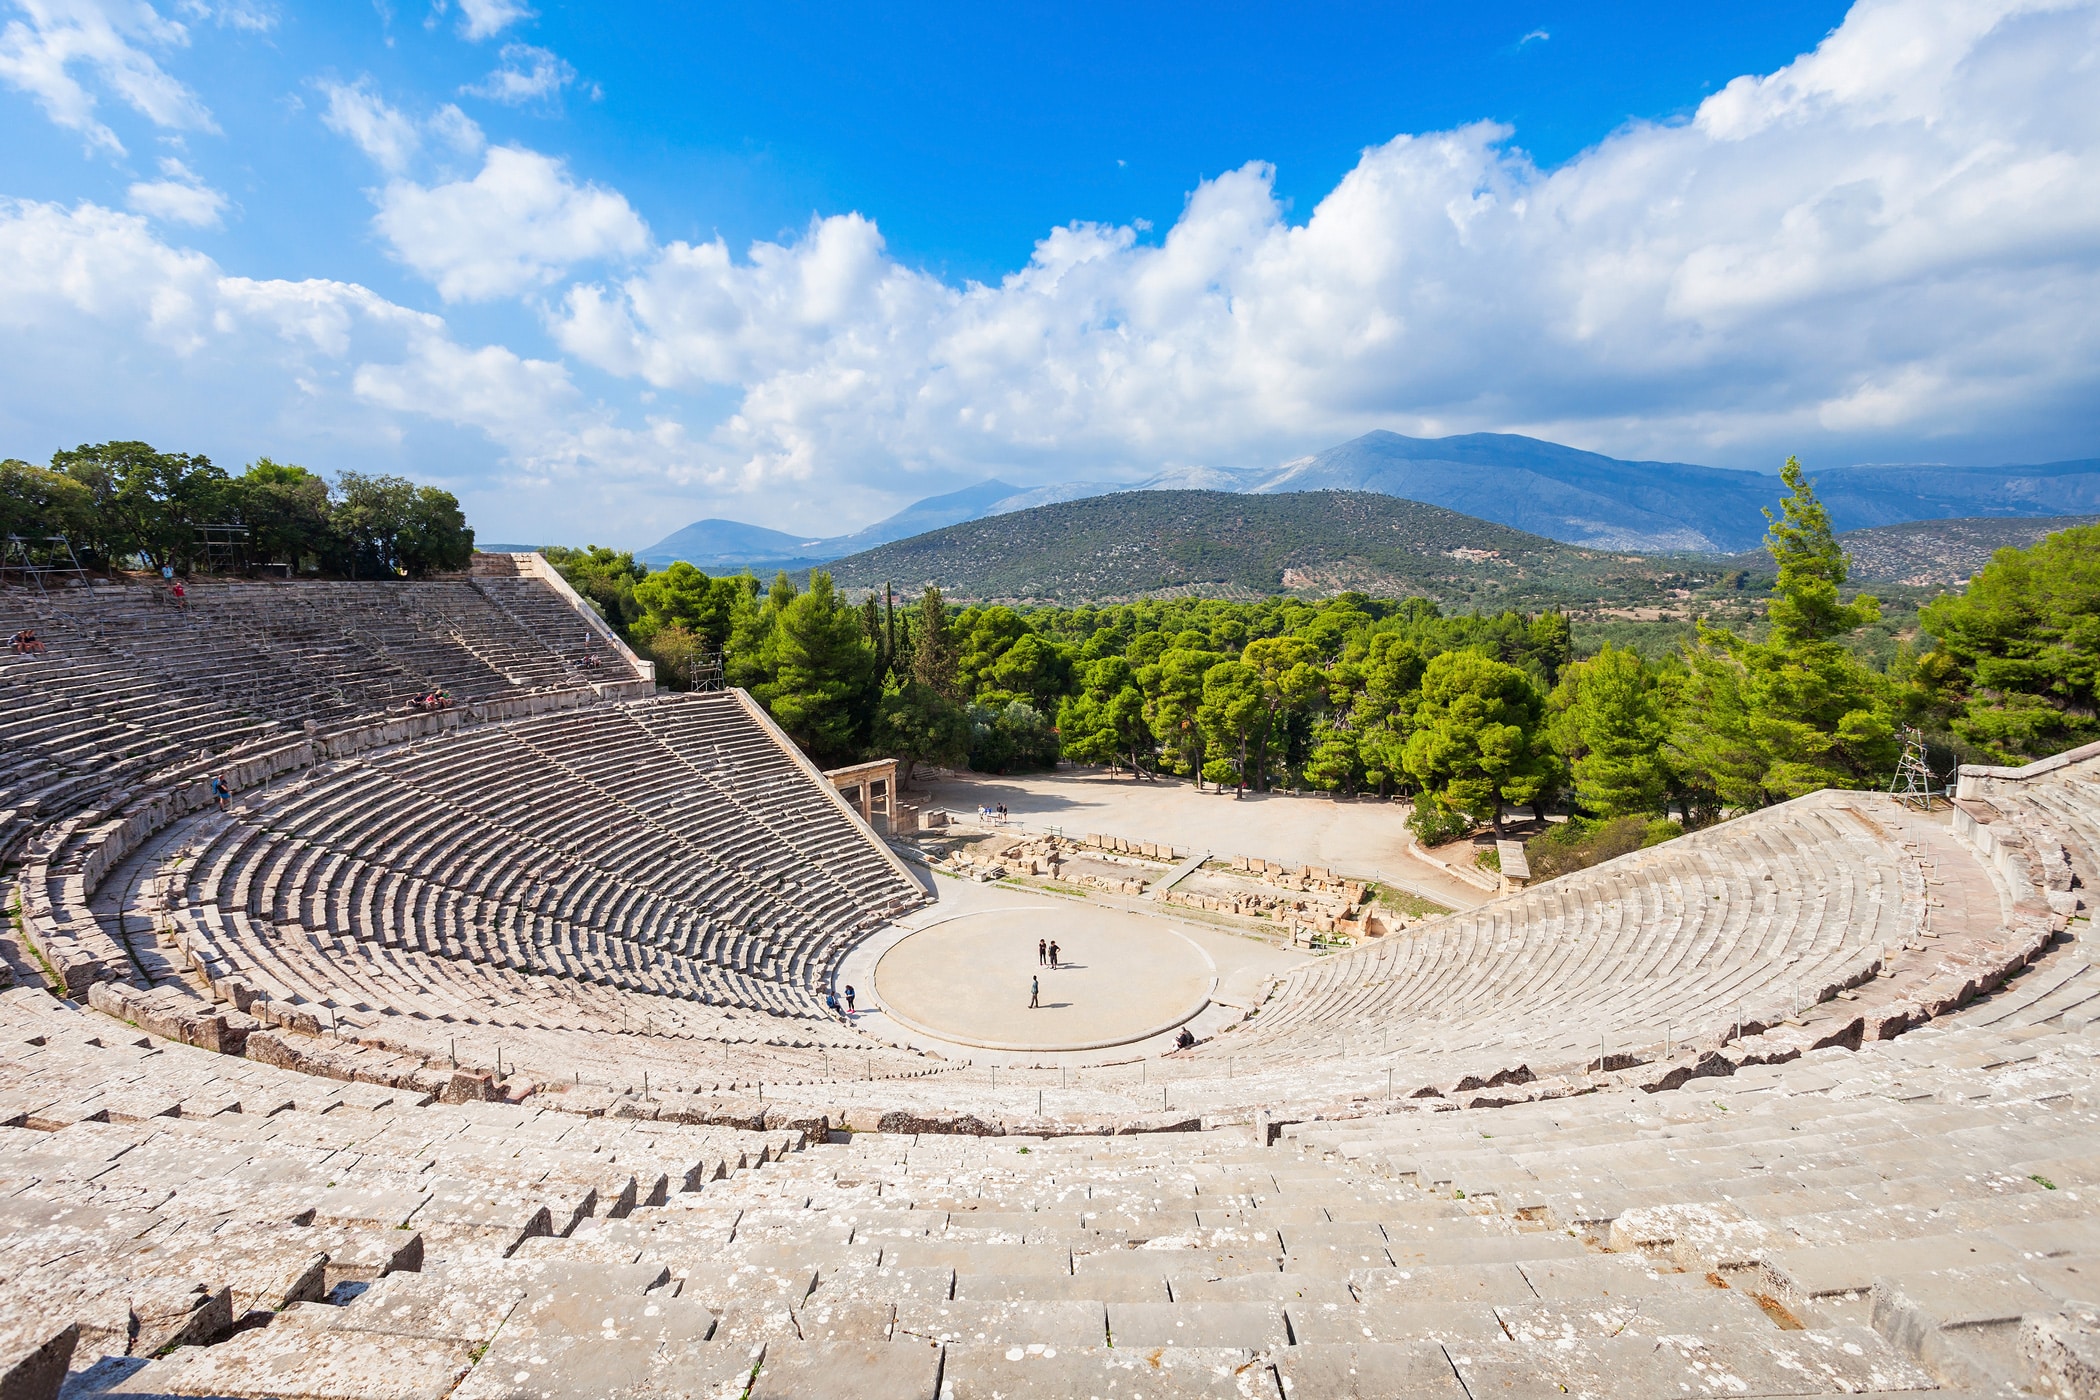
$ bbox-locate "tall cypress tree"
[912,586,962,703]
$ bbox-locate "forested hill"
[1716,514,2100,588]
[823,490,1713,608]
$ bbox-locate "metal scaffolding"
[1888,725,1942,810]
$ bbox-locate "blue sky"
[3,0,2096,547]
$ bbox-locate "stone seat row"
[1199,793,1936,1076]
[44,1093,1954,1400]
[0,983,814,1393]
[184,797,832,999]
[13,576,634,738]
[65,577,629,697]
[191,693,923,994]
[193,803,852,1004]
[1283,978,2100,1397]
[1,572,640,873]
[14,666,925,1055]
[348,703,897,917]
[153,880,939,1100]
[132,805,941,1099]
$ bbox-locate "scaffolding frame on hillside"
[686,648,726,692]
[1,535,92,595]
[195,523,251,576]
[1888,725,1942,810]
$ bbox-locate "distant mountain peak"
[635,436,2100,571]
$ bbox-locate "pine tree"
[758,572,879,764]
[1547,644,1670,818]
[1670,458,1896,809]
[1400,650,1559,831]
[1916,523,2100,761]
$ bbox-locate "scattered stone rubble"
[1168,856,1394,943]
[937,833,1173,895]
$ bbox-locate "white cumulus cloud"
[176,0,271,30]
[125,154,225,225]
[0,0,215,155]
[5,0,2099,547]
[463,41,573,104]
[319,75,484,178]
[546,0,2100,496]
[0,197,713,539]
[317,75,420,174]
[375,144,648,301]
[452,0,529,41]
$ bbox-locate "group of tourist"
[406,690,454,711]
[1028,938,1065,1008]
[977,802,1011,825]
[7,628,43,655]
[825,984,858,1020]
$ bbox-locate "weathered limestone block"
[2022,1308,2100,1400]
[0,1318,78,1400]
[1870,1265,2068,1389]
[877,1108,999,1137]
[1608,1202,1776,1269]
[122,1325,480,1399]
[940,1345,1270,1400]
[748,1338,946,1400]
[439,1070,500,1104]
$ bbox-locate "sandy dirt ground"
[837,872,1308,1064]
[875,902,1215,1051]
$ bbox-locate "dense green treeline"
[2,442,474,578]
[551,465,2096,842]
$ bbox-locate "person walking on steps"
[1030,975,1040,1009]
[211,774,230,811]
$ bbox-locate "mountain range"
[635,431,2100,571]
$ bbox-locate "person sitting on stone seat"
[1176,1026,1196,1050]
[8,628,43,655]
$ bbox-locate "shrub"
[1408,795,1473,846]
[967,699,1061,773]
[1525,815,1683,882]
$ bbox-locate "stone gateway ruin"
[0,556,2095,1398]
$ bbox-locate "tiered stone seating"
[7,559,2099,1395]
[0,986,796,1393]
[0,571,644,863]
[1122,789,2041,1117]
[1951,740,2100,1034]
[1286,1003,2100,1397]
[6,567,933,1107]
[113,691,932,1092]
[42,575,644,729]
[25,955,2098,1398]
